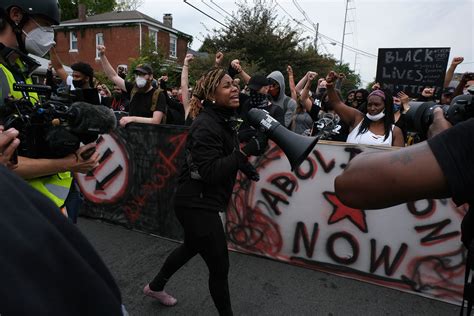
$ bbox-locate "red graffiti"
[123,133,188,224]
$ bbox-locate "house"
[53,6,192,74]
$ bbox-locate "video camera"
[405,94,474,139]
[0,83,116,159]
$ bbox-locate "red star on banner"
[323,191,368,233]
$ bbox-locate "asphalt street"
[78,218,461,316]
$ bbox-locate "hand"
[241,132,268,156]
[231,59,242,73]
[159,75,169,82]
[119,116,135,127]
[308,72,317,81]
[68,143,100,174]
[451,56,464,66]
[215,51,224,66]
[421,87,434,98]
[287,65,293,76]
[325,71,339,86]
[427,107,452,139]
[338,73,346,81]
[397,91,410,104]
[184,53,194,66]
[372,82,381,90]
[239,161,260,182]
[97,45,106,57]
[0,127,20,169]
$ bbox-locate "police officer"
[0,0,99,209]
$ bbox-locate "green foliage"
[196,0,361,95]
[127,37,183,87]
[333,63,362,98]
[59,0,117,21]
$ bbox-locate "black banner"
[375,47,450,98]
[78,124,188,240]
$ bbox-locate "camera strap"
[460,241,474,316]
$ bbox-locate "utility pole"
[313,22,319,53]
[340,0,354,65]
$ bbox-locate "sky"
[138,0,473,87]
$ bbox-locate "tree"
[115,0,144,11]
[58,0,116,21]
[196,0,350,94]
[333,63,362,97]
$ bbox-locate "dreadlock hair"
[188,67,227,119]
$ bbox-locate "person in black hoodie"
[143,67,266,315]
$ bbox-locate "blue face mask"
[393,104,401,112]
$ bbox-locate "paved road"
[78,218,460,316]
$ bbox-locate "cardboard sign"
[375,47,450,98]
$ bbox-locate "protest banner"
[375,47,450,98]
[78,125,466,305]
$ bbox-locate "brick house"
[53,8,192,74]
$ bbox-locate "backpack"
[130,86,167,123]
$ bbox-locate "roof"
[58,10,192,39]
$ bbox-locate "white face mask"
[366,111,385,121]
[135,76,147,88]
[23,24,55,57]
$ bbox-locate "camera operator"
[0,1,99,208]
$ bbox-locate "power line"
[275,0,377,59]
[183,0,228,29]
[200,0,228,20]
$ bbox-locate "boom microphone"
[247,108,319,171]
[66,102,117,134]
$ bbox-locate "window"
[169,34,177,58]
[149,29,158,51]
[95,33,104,59]
[70,31,78,51]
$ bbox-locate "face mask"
[135,76,147,88]
[393,104,401,112]
[23,26,55,57]
[366,111,385,121]
[112,92,122,99]
[318,87,327,95]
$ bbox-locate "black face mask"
[72,80,84,88]
[318,87,327,95]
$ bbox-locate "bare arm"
[300,72,316,112]
[287,65,297,100]
[335,141,449,209]
[230,59,251,84]
[119,111,164,127]
[181,53,194,119]
[326,71,363,129]
[392,126,405,147]
[50,48,69,82]
[97,45,126,91]
[15,143,100,179]
[444,57,463,88]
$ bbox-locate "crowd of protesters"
[4,29,474,316]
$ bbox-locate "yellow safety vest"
[0,63,73,208]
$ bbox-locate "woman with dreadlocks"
[143,67,266,315]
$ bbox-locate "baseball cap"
[248,74,271,91]
[134,63,153,75]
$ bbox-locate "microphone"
[66,102,117,134]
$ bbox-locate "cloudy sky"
[139,0,473,86]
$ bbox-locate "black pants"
[150,207,232,316]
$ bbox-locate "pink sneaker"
[143,284,177,306]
